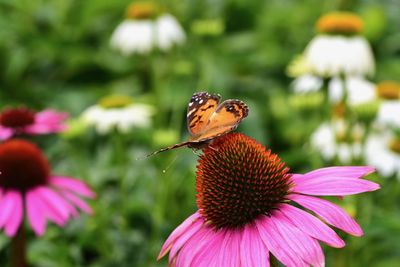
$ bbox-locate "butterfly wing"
[147,94,248,157]
[187,92,221,136]
[189,99,249,141]
[146,92,221,157]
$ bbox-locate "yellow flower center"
[389,138,400,154]
[376,81,400,100]
[332,103,347,119]
[98,95,133,109]
[316,12,364,35]
[125,1,159,20]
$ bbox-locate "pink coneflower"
[0,107,68,141]
[158,133,379,267]
[0,139,95,237]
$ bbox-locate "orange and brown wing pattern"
[146,93,248,157]
[190,99,249,141]
[187,92,221,136]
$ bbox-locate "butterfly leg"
[191,148,203,156]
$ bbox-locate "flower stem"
[11,226,28,267]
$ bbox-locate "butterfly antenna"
[138,141,191,160]
[162,155,179,173]
[139,147,170,159]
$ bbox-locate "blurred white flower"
[292,75,376,106]
[291,74,323,93]
[82,96,154,134]
[156,14,186,51]
[110,14,185,55]
[311,120,363,164]
[328,76,376,106]
[376,101,400,128]
[110,20,155,55]
[365,134,400,179]
[375,81,400,128]
[305,35,375,77]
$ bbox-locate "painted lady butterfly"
[148,92,249,157]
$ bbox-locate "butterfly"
[148,92,249,157]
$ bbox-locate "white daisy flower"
[304,12,375,77]
[110,2,185,55]
[82,95,154,134]
[328,76,376,106]
[311,120,364,164]
[155,14,186,51]
[110,20,155,55]
[376,101,400,129]
[375,81,400,128]
[365,133,400,179]
[292,75,376,106]
[292,74,323,94]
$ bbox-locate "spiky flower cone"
[196,133,292,229]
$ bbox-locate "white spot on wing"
[199,99,204,104]
[189,102,193,107]
[187,108,197,117]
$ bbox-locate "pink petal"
[289,194,363,236]
[279,204,345,248]
[216,230,234,267]
[197,229,242,267]
[241,223,270,267]
[26,189,47,236]
[269,213,324,267]
[35,187,75,222]
[305,166,375,179]
[62,191,92,215]
[175,226,216,267]
[169,219,204,262]
[256,215,307,267]
[31,187,65,226]
[0,191,24,237]
[191,228,225,267]
[26,109,68,134]
[0,126,13,140]
[158,211,202,260]
[35,109,69,124]
[224,230,241,267]
[292,176,379,196]
[0,191,19,227]
[50,176,95,198]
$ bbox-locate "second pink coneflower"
[158,133,379,267]
[0,139,95,237]
[0,107,68,141]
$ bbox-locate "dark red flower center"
[196,133,292,229]
[0,108,35,128]
[0,139,50,191]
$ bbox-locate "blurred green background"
[1,0,400,266]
